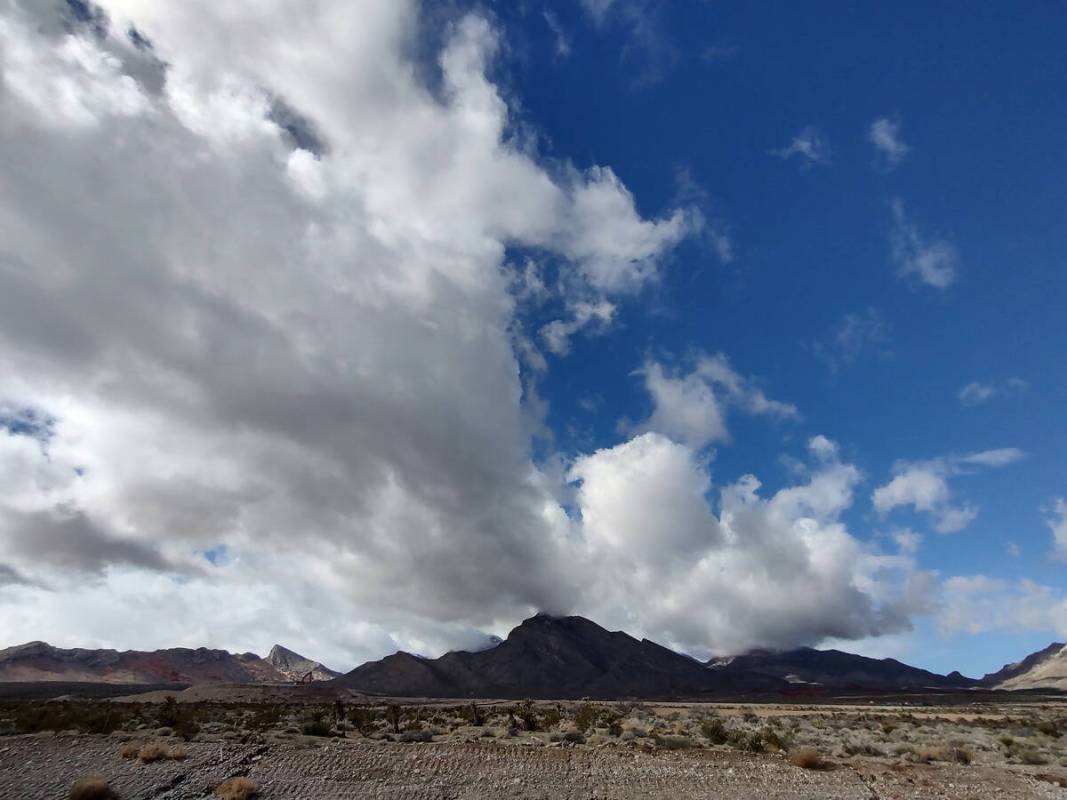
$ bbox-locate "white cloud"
[540,300,616,356]
[0,0,699,662]
[892,529,922,555]
[568,433,930,656]
[869,117,909,169]
[890,199,959,289]
[639,354,797,449]
[1047,498,1067,561]
[562,165,693,294]
[773,126,831,167]
[958,377,1028,407]
[938,576,1067,638]
[872,449,1024,534]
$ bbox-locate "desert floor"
[3,692,1067,799]
[4,732,1067,799]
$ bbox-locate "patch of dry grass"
[69,775,118,800]
[788,746,827,770]
[137,741,187,763]
[215,776,257,800]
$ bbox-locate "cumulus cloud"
[890,199,959,289]
[639,354,798,449]
[872,449,1025,533]
[869,117,909,169]
[569,433,932,656]
[773,126,831,167]
[958,377,1028,407]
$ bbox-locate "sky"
[0,0,1064,678]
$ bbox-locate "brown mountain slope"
[0,641,287,684]
[981,642,1067,690]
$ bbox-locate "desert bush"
[948,745,973,765]
[157,697,179,728]
[249,705,282,731]
[118,742,140,759]
[729,729,765,753]
[842,739,883,758]
[387,705,402,734]
[700,718,729,745]
[540,706,561,729]
[215,777,256,800]
[509,701,536,732]
[788,746,826,770]
[69,776,118,800]
[137,741,185,763]
[1014,745,1048,765]
[880,720,897,736]
[300,713,332,737]
[759,726,786,752]
[654,734,693,750]
[347,706,378,735]
[15,702,126,735]
[400,729,433,743]
[573,703,597,732]
[914,746,949,763]
[1036,719,1061,738]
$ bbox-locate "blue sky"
[494,1,1067,675]
[0,0,1064,675]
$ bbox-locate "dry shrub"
[137,741,185,763]
[69,776,118,800]
[789,746,827,770]
[118,742,140,759]
[215,777,257,800]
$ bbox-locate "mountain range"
[2,615,1064,697]
[0,640,338,685]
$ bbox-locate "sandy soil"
[3,733,1067,800]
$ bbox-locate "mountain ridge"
[0,641,332,685]
[4,618,1065,696]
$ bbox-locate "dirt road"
[3,733,1066,799]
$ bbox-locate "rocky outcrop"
[267,644,340,682]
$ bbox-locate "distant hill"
[268,644,341,682]
[332,613,783,698]
[0,641,332,684]
[708,647,977,691]
[981,642,1067,691]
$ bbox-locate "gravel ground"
[3,733,1067,800]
